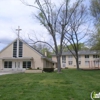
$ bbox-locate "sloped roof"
[20,39,44,56]
[0,38,55,63]
[0,38,44,56]
[0,38,18,53]
[52,50,100,56]
[18,39,57,63]
[42,56,57,63]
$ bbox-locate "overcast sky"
[0,0,90,50]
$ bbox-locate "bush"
[28,67,32,70]
[37,67,40,69]
[43,68,54,72]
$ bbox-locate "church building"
[0,27,56,71]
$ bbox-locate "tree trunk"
[76,57,80,70]
[56,56,61,73]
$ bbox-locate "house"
[52,50,100,69]
[0,38,56,71]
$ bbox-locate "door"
[94,61,99,68]
[14,62,21,70]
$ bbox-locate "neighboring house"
[52,50,100,69]
[0,38,56,71]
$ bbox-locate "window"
[85,55,89,58]
[23,62,26,68]
[13,41,17,57]
[9,61,12,68]
[19,41,23,57]
[78,61,81,65]
[4,61,7,68]
[68,61,73,65]
[85,61,90,66]
[23,61,31,68]
[94,61,99,65]
[4,61,12,68]
[93,55,99,58]
[62,63,66,67]
[62,56,66,63]
[13,40,23,57]
[27,61,31,68]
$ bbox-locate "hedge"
[43,68,54,72]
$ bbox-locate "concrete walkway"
[0,70,24,75]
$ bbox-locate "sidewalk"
[0,73,11,75]
[0,70,24,75]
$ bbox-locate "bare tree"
[33,42,52,57]
[62,4,89,70]
[21,0,88,71]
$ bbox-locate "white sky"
[0,0,90,50]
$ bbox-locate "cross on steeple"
[16,26,22,39]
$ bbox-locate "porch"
[0,57,34,70]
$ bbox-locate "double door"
[14,61,21,70]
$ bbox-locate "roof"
[0,38,17,53]
[0,57,33,60]
[42,56,57,63]
[20,39,56,63]
[21,39,44,56]
[0,38,55,63]
[52,50,100,56]
[0,38,44,56]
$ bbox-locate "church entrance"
[13,61,22,70]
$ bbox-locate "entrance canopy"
[1,57,33,60]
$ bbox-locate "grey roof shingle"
[52,50,100,56]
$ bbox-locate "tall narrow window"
[62,56,66,63]
[27,61,31,68]
[13,41,17,57]
[4,61,7,68]
[23,61,26,68]
[19,41,23,57]
[78,61,81,65]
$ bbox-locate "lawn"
[0,69,100,100]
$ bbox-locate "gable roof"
[0,38,18,53]
[0,38,44,56]
[0,38,56,63]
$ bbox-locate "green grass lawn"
[0,69,100,100]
